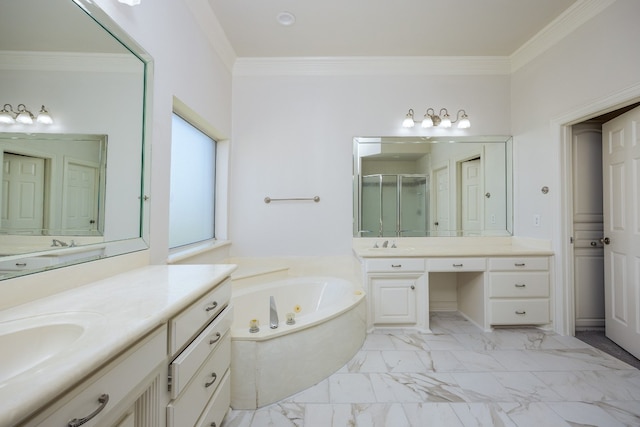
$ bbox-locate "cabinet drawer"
[427,257,486,272]
[169,278,231,356]
[365,258,424,273]
[170,306,232,399]
[33,326,167,427]
[167,335,231,427]
[195,370,231,427]
[489,272,549,298]
[490,300,549,325]
[489,257,549,271]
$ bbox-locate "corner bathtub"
[230,276,366,409]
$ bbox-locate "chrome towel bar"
[264,196,320,203]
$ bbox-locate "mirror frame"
[0,0,152,280]
[353,135,513,238]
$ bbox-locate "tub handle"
[205,372,218,388]
[205,301,218,312]
[209,332,222,345]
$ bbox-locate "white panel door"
[572,124,605,329]
[461,159,482,235]
[63,162,99,232]
[434,166,450,235]
[602,105,640,359]
[1,153,45,232]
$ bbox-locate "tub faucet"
[51,239,68,247]
[382,240,389,248]
[269,296,279,329]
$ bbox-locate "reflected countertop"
[0,264,237,427]
[353,236,554,258]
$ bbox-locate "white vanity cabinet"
[24,326,167,427]
[167,278,232,427]
[488,257,551,326]
[364,258,427,330]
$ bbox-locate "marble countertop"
[0,264,236,427]
[353,236,554,258]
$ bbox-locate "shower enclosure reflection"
[361,174,429,237]
[353,136,513,237]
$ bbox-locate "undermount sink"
[0,312,103,384]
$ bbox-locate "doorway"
[567,102,640,359]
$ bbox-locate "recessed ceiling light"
[277,11,296,26]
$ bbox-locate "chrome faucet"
[51,239,69,247]
[269,296,279,329]
[382,240,389,248]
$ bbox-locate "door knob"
[600,237,611,245]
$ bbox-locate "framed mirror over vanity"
[353,135,513,238]
[0,0,151,280]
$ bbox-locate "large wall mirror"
[353,136,513,237]
[0,0,151,279]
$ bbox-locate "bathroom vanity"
[354,237,553,332]
[0,264,235,427]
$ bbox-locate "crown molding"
[183,0,236,72]
[510,0,616,72]
[233,56,512,77]
[0,51,142,73]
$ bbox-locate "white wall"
[92,0,233,264]
[229,74,510,256]
[510,0,640,333]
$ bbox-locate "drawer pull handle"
[209,332,222,345]
[515,310,526,315]
[205,372,218,388]
[452,263,463,267]
[515,284,526,288]
[210,423,217,427]
[514,263,526,267]
[205,301,219,312]
[391,264,402,268]
[15,262,27,267]
[67,393,109,427]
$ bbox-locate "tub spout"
[270,296,279,329]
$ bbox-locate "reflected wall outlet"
[533,214,541,227]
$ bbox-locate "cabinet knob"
[410,285,415,290]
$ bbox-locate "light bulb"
[402,109,415,128]
[440,113,451,128]
[421,115,433,128]
[36,106,53,124]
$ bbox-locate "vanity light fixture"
[402,108,471,129]
[0,104,53,125]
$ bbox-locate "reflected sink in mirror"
[0,312,104,384]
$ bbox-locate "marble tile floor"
[221,312,640,427]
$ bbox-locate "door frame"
[556,83,640,336]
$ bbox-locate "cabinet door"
[371,276,419,325]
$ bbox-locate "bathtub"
[230,276,366,409]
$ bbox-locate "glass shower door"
[399,175,429,237]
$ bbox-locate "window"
[169,113,216,248]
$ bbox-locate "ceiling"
[207,0,579,58]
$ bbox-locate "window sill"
[167,240,231,264]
